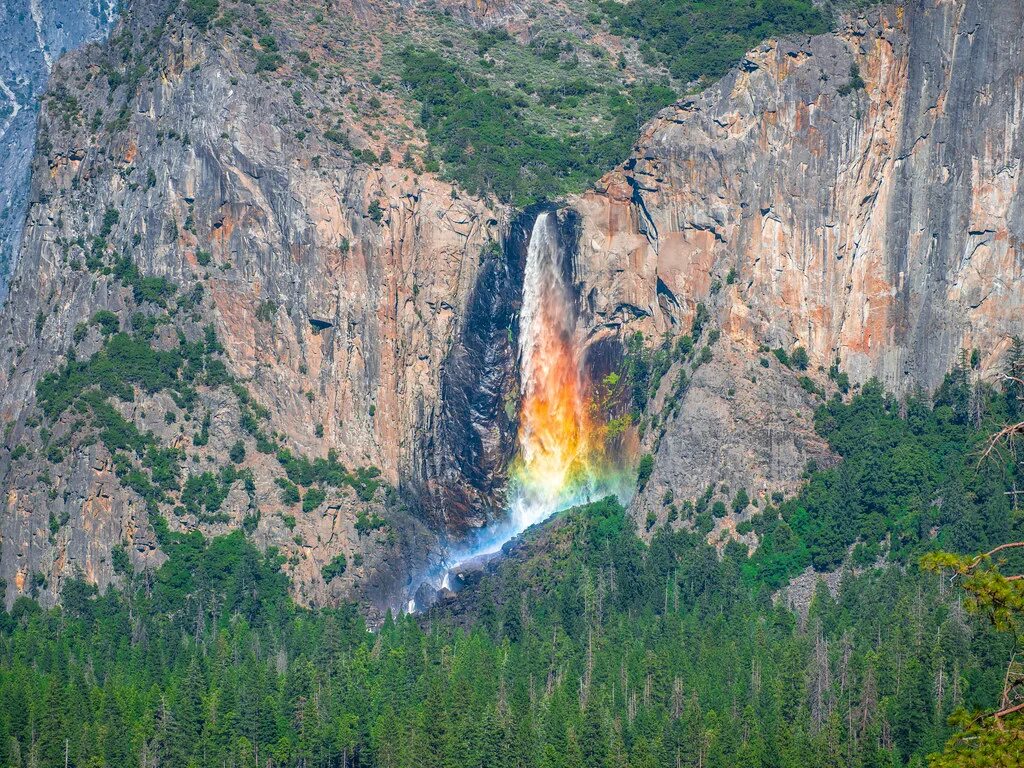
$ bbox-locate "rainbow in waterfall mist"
[407,210,628,611]
[451,211,623,564]
[509,211,604,529]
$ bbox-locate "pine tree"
[36,679,67,768]
[1004,336,1024,420]
[169,656,205,765]
[101,680,132,768]
[580,702,608,768]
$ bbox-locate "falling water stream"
[408,210,625,611]
[510,211,603,527]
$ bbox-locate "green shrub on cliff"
[600,0,828,84]
[277,477,300,505]
[321,553,347,582]
[185,0,219,29]
[400,48,674,205]
[181,471,230,518]
[636,452,654,487]
[302,486,326,513]
[91,309,120,335]
[36,332,184,419]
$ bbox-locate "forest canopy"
[599,0,829,83]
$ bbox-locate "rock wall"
[569,0,1024,525]
[0,0,116,299]
[0,0,501,610]
[416,211,540,532]
[3,0,1024,606]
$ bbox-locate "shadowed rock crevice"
[413,208,538,531]
[414,204,587,536]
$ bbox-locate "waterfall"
[509,211,594,530]
[408,209,624,611]
[445,211,605,560]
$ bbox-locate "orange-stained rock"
[569,2,1024,530]
[574,3,1024,393]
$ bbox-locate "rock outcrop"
[570,0,1024,526]
[0,0,115,298]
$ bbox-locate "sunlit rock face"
[2,0,1023,610]
[579,1,1024,391]
[0,0,502,612]
[568,1,1024,529]
[0,0,116,299]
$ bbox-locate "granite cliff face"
[568,0,1024,530]
[0,0,505,611]
[2,0,1023,608]
[0,0,116,298]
